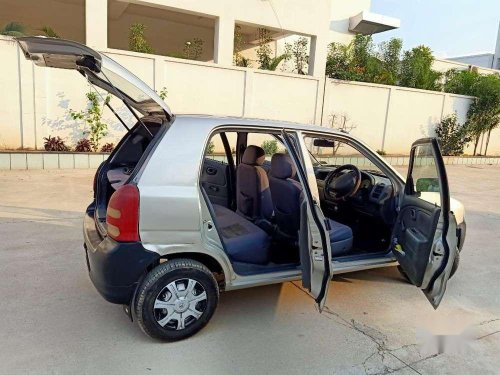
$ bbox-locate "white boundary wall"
[1,37,499,155]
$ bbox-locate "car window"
[408,143,442,206]
[303,136,384,175]
[206,132,237,164]
[247,133,286,160]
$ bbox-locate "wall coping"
[1,151,498,170]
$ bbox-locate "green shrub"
[129,23,154,54]
[435,114,470,156]
[261,140,278,155]
[70,91,111,152]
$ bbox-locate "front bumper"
[457,220,466,251]
[83,210,159,304]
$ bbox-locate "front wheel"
[135,259,219,341]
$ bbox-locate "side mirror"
[415,178,440,193]
[313,138,335,148]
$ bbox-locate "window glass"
[247,133,286,160]
[303,136,384,175]
[206,132,237,164]
[409,144,441,206]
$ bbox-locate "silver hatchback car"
[18,37,466,341]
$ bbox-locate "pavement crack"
[289,281,423,375]
[476,330,500,340]
[477,318,500,326]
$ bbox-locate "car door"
[16,36,172,121]
[282,130,333,311]
[393,138,458,309]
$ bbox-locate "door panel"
[394,196,440,286]
[393,138,457,309]
[201,159,231,208]
[282,130,332,311]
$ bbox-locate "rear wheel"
[135,259,219,341]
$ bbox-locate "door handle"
[208,185,219,192]
[206,167,217,175]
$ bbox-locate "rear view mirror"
[415,178,440,193]
[313,138,335,148]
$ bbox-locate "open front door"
[393,138,458,309]
[282,130,332,311]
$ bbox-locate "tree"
[261,140,278,155]
[207,141,215,155]
[256,28,288,71]
[129,23,154,54]
[399,45,442,91]
[233,25,251,67]
[466,74,500,155]
[435,113,470,155]
[444,69,500,155]
[326,42,351,79]
[444,68,479,95]
[326,35,382,82]
[375,38,402,85]
[285,37,309,74]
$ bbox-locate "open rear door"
[282,130,332,311]
[393,138,458,309]
[16,36,172,120]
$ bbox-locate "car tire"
[397,252,460,283]
[135,258,219,341]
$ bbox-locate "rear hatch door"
[16,36,172,120]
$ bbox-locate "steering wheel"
[324,164,362,201]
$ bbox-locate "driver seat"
[269,153,353,256]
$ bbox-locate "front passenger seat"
[269,153,353,256]
[236,145,273,225]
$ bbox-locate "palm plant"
[40,26,59,38]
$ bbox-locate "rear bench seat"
[212,204,270,264]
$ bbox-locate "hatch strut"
[88,84,130,132]
[97,68,153,139]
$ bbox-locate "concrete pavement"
[0,165,499,374]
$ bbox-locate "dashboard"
[314,166,394,219]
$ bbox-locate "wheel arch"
[158,252,227,290]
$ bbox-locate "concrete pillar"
[308,34,327,77]
[86,0,108,49]
[214,16,234,65]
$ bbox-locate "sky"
[370,0,500,58]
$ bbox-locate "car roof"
[174,114,347,136]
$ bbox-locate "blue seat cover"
[213,204,270,264]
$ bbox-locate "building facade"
[0,0,399,77]
[448,22,500,70]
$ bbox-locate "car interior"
[200,130,398,276]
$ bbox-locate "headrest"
[270,153,296,179]
[242,145,265,165]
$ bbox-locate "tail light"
[106,184,140,242]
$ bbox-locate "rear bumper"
[83,210,159,304]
